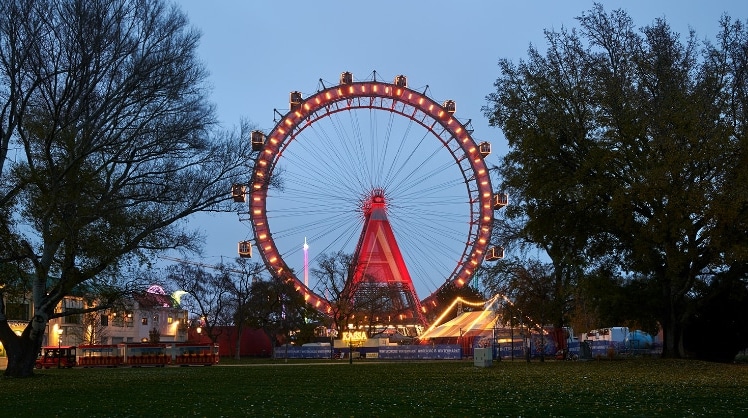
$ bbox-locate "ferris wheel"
[237,71,506,320]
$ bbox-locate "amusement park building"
[0,285,188,361]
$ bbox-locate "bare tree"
[312,251,359,334]
[165,263,231,346]
[165,258,267,359]
[67,311,109,346]
[0,0,255,377]
[218,258,265,360]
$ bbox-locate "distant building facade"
[0,285,188,359]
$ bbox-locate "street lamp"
[348,324,354,365]
[511,316,516,361]
[459,328,463,358]
[56,328,64,369]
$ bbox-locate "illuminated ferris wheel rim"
[249,74,494,314]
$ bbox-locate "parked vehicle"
[78,344,123,367]
[171,343,220,366]
[37,343,219,369]
[35,346,77,369]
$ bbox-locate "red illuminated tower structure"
[350,189,427,327]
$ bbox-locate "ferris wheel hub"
[361,187,387,215]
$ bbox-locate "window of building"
[141,317,148,326]
[177,312,188,330]
[101,314,108,327]
[62,298,83,324]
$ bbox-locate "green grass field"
[2,358,747,417]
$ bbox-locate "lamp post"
[459,327,463,359]
[349,336,353,365]
[511,316,516,361]
[348,324,353,365]
[56,328,64,368]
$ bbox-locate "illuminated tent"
[418,309,500,340]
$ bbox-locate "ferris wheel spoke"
[269,206,357,245]
[280,169,359,204]
[388,212,467,294]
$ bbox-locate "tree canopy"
[0,0,254,377]
[483,4,748,358]
[241,275,324,350]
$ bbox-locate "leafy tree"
[572,265,661,336]
[483,259,562,361]
[484,4,748,358]
[0,0,254,377]
[484,256,579,333]
[243,275,323,353]
[683,266,748,362]
[483,259,558,331]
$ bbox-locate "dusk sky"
[175,0,748,296]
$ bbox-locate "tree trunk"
[3,333,43,378]
[5,347,39,378]
[234,323,243,360]
[661,320,675,358]
[1,313,48,378]
[660,282,685,359]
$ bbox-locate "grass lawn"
[2,358,747,417]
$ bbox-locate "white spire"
[303,237,309,288]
